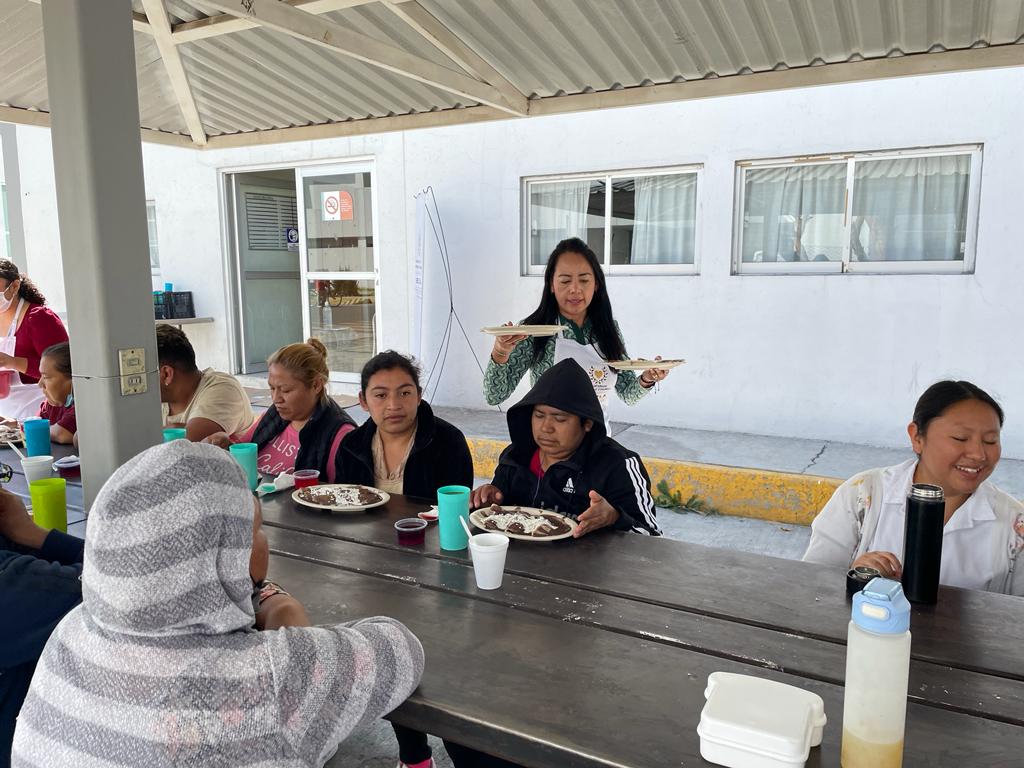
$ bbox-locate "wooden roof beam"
[174,0,391,44]
[140,0,207,145]
[381,0,526,114]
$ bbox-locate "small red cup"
[395,518,427,546]
[293,469,320,488]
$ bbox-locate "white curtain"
[744,164,846,262]
[851,155,970,262]
[530,181,591,264]
[631,174,697,264]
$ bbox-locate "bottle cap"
[910,483,944,501]
[852,577,911,635]
[846,565,882,597]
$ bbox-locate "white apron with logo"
[553,323,617,425]
[0,298,44,420]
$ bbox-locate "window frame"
[732,144,983,276]
[146,199,161,277]
[521,164,703,277]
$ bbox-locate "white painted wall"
[6,66,1024,456]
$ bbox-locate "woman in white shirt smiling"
[803,380,1024,597]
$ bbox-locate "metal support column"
[40,0,162,507]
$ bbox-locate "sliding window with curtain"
[850,155,970,262]
[528,180,595,266]
[735,146,979,274]
[629,173,698,265]
[524,167,702,274]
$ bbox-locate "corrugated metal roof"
[2,0,1023,144]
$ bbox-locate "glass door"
[230,169,303,374]
[296,162,378,382]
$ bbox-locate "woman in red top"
[0,260,69,419]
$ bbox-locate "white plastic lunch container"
[697,671,826,768]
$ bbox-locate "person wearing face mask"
[483,238,670,417]
[803,380,1024,597]
[11,440,425,767]
[205,338,355,482]
[36,343,76,446]
[0,260,69,421]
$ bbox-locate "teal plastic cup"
[162,427,187,442]
[229,442,259,490]
[437,485,471,550]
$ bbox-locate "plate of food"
[609,358,686,371]
[0,426,22,445]
[470,504,576,541]
[292,484,390,513]
[481,325,564,337]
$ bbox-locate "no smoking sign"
[321,190,354,222]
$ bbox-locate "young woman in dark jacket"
[335,350,473,500]
[335,351,473,768]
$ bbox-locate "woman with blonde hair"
[206,339,355,481]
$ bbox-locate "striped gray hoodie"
[12,440,424,767]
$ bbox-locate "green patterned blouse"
[482,316,651,406]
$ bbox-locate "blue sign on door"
[285,226,299,251]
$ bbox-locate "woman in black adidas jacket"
[472,358,661,537]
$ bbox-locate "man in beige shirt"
[157,324,254,442]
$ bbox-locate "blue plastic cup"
[229,442,259,490]
[23,418,51,457]
[437,485,471,551]
[162,427,187,442]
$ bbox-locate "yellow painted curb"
[466,437,840,526]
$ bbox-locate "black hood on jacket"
[506,359,606,459]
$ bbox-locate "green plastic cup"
[229,442,259,490]
[162,427,187,442]
[437,485,471,550]
[30,478,67,533]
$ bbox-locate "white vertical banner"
[411,193,426,360]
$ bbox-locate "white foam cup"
[468,532,510,590]
[22,455,54,484]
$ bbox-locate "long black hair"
[522,238,626,364]
[912,380,1004,434]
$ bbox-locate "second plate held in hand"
[609,358,686,371]
[292,484,390,514]
[481,325,564,337]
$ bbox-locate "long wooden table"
[260,491,1024,766]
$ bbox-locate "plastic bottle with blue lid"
[841,577,912,768]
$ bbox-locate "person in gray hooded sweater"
[12,440,424,767]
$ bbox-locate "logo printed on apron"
[552,321,617,424]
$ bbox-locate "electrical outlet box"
[118,348,145,376]
[119,348,147,396]
[121,374,146,396]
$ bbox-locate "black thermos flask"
[902,483,945,604]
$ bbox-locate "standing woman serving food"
[0,260,68,420]
[483,238,669,415]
